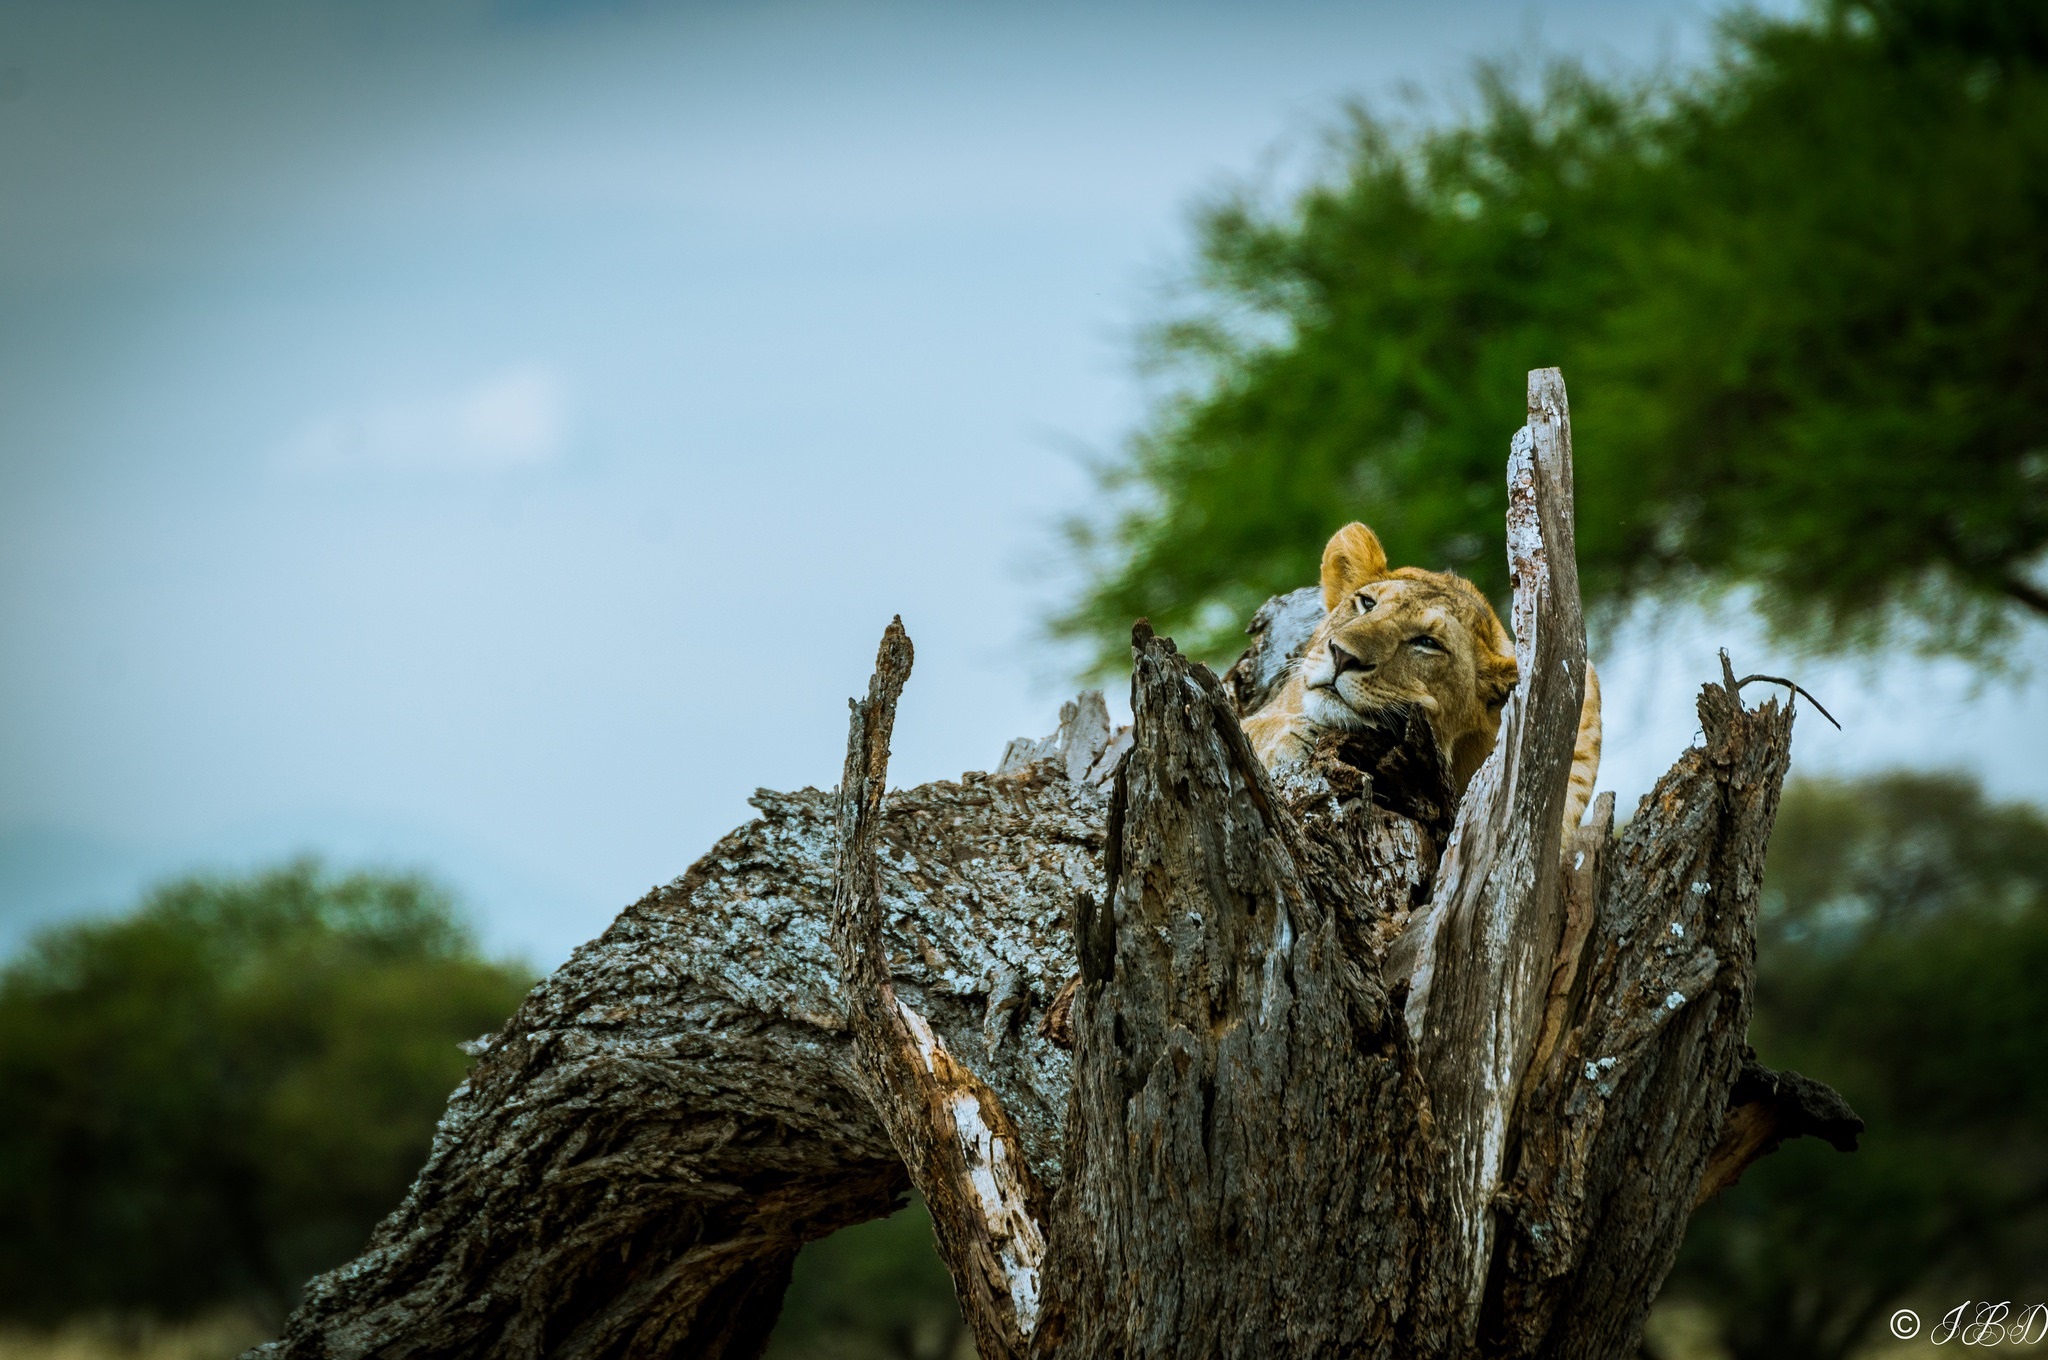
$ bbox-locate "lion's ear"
[1320,522,1390,611]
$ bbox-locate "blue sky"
[4,0,2041,968]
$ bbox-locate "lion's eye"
[1408,635,1447,655]
[1354,593,1375,614]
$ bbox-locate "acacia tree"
[1058,0,2048,667]
[249,373,1857,1360]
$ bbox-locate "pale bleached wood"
[1397,367,1591,1336]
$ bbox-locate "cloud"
[278,364,569,473]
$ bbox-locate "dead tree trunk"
[251,370,1857,1360]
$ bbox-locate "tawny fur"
[1242,523,1603,839]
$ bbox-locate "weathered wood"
[1694,1057,1864,1208]
[248,369,1856,1360]
[1398,367,1590,1334]
[1220,585,1325,717]
[1525,793,1615,1094]
[830,619,1047,1360]
[1036,622,1451,1358]
[1314,705,1460,849]
[1488,656,1796,1358]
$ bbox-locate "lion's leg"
[1562,660,1602,838]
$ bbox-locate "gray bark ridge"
[1037,621,1454,1357]
[1486,653,1801,1359]
[250,368,1852,1360]
[251,711,1114,1359]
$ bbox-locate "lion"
[1241,522,1602,837]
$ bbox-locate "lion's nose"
[1328,640,1374,678]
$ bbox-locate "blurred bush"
[1057,0,2048,669]
[767,1196,970,1360]
[0,862,534,1328]
[1662,773,2048,1360]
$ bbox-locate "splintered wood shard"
[1398,366,1590,1331]
[1694,1054,1865,1207]
[830,618,1049,1360]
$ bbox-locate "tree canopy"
[1057,0,2048,669]
[0,862,534,1325]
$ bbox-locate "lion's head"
[1290,522,1519,792]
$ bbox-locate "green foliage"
[1665,774,2048,1360]
[766,1197,968,1360]
[0,862,534,1325]
[1058,0,2048,670]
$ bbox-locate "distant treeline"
[0,863,533,1327]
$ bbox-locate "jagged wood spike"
[1397,366,1591,1337]
[1488,668,1802,1357]
[829,618,1048,1360]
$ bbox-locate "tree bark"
[250,737,1110,1360]
[251,370,1853,1360]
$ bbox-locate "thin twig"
[1733,673,1841,730]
